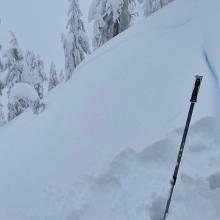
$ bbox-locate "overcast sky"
[0,0,93,72]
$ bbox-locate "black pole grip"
[190,75,203,103]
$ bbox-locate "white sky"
[0,0,93,72]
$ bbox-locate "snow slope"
[0,0,220,219]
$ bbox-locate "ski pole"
[163,75,203,220]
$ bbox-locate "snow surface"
[0,0,220,220]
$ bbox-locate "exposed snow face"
[0,0,220,220]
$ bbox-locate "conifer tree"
[35,55,47,98]
[139,0,174,16]
[25,51,47,98]
[0,36,4,93]
[48,62,59,91]
[59,69,65,83]
[0,43,3,72]
[89,0,136,50]
[0,102,6,126]
[0,20,3,72]
[3,32,24,95]
[62,0,90,80]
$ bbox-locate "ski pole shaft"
[163,75,203,220]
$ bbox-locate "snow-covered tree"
[8,82,45,121]
[0,41,5,95]
[25,51,47,99]
[89,0,110,49]
[0,44,3,72]
[138,0,174,16]
[0,102,6,126]
[35,55,47,98]
[0,20,3,72]
[1,32,47,122]
[89,0,136,50]
[0,33,47,100]
[3,32,24,95]
[48,62,59,91]
[116,0,136,33]
[62,0,90,80]
[59,69,65,83]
